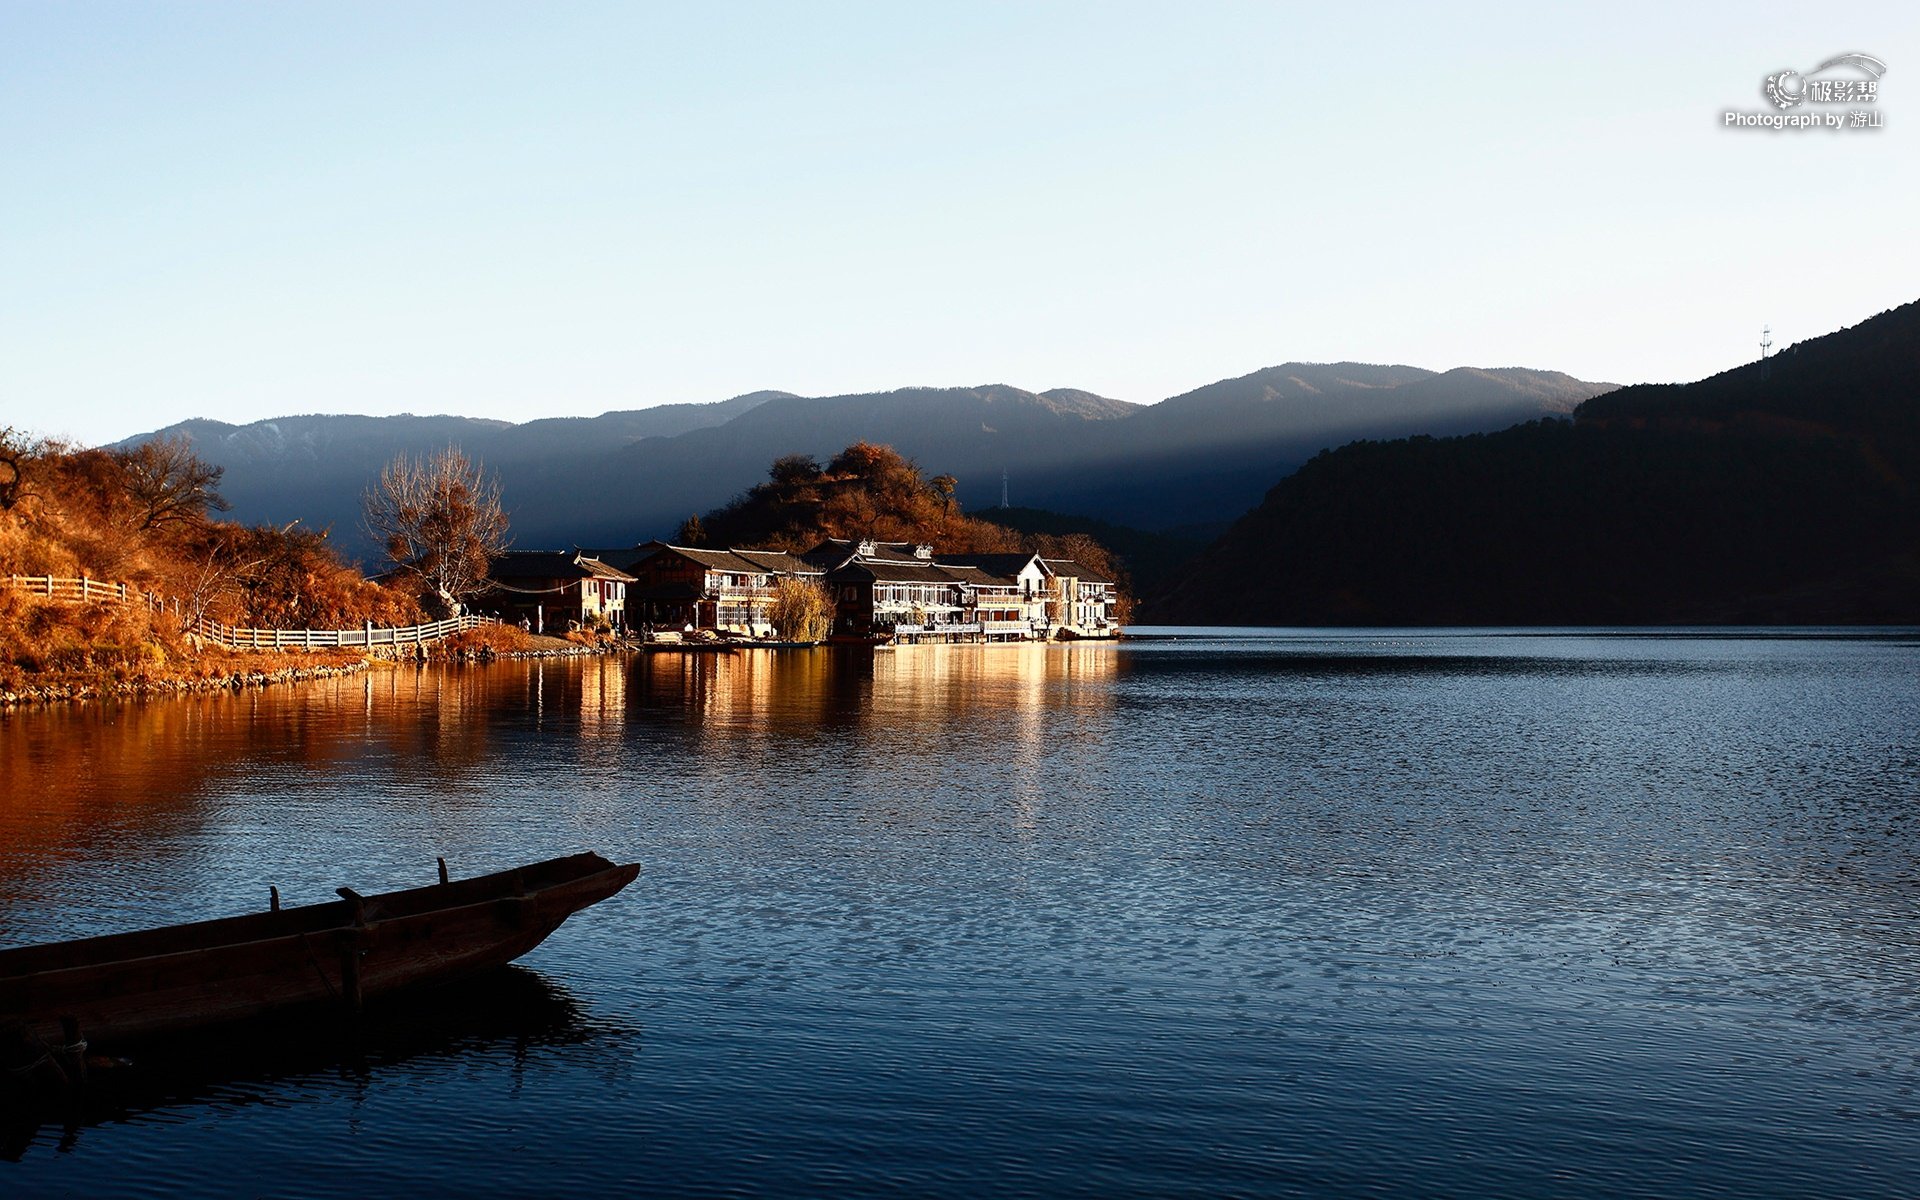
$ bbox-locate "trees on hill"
[694,440,1133,612]
[0,435,424,670]
[701,440,981,551]
[114,435,231,530]
[0,428,39,512]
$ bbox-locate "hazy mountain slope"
[1158,302,1920,624]
[1037,363,1616,528]
[118,364,1616,560]
[121,392,785,546]
[512,385,1143,548]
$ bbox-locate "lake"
[3,629,1919,1197]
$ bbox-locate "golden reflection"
[0,664,553,892]
[0,646,1120,906]
[869,643,1118,827]
[578,656,626,739]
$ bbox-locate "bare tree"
[0,427,38,511]
[113,435,230,529]
[363,446,510,617]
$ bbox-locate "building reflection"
[0,646,1120,922]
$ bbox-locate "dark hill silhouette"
[1158,301,1920,624]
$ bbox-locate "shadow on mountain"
[125,366,1614,557]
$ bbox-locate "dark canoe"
[0,852,639,1047]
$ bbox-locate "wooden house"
[626,542,821,635]
[483,551,636,634]
[936,552,1052,639]
[1040,557,1119,636]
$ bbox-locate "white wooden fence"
[185,613,496,650]
[2,575,142,605]
[3,574,499,650]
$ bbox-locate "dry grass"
[442,623,542,654]
[0,436,429,693]
[0,590,362,694]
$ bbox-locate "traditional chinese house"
[626,542,822,635]
[483,551,636,634]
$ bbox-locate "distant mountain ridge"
[133,391,786,468]
[118,364,1615,560]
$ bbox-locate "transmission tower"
[1000,469,1009,509]
[1759,325,1773,381]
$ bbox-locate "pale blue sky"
[3,1,1914,446]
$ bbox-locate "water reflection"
[0,647,1118,934]
[6,635,1916,1198]
[1,967,620,1163]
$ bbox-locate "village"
[483,537,1121,645]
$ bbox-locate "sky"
[2,1,1915,447]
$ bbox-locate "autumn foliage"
[766,575,834,641]
[0,431,421,687]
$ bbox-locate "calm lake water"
[3,629,1919,1197]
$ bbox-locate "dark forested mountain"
[1157,302,1920,624]
[117,365,1613,562]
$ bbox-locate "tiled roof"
[576,545,660,574]
[1041,558,1112,585]
[489,551,636,583]
[656,545,761,572]
[802,538,936,568]
[937,563,1017,587]
[939,552,1043,579]
[733,549,822,575]
[643,542,824,577]
[827,560,959,585]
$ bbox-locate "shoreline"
[0,640,618,709]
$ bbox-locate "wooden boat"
[0,852,639,1050]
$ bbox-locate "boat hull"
[0,853,639,1046]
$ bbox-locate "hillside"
[120,392,786,551]
[0,433,422,693]
[117,366,1612,559]
[1158,302,1920,625]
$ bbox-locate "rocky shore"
[0,638,628,707]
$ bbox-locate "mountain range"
[123,364,1614,560]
